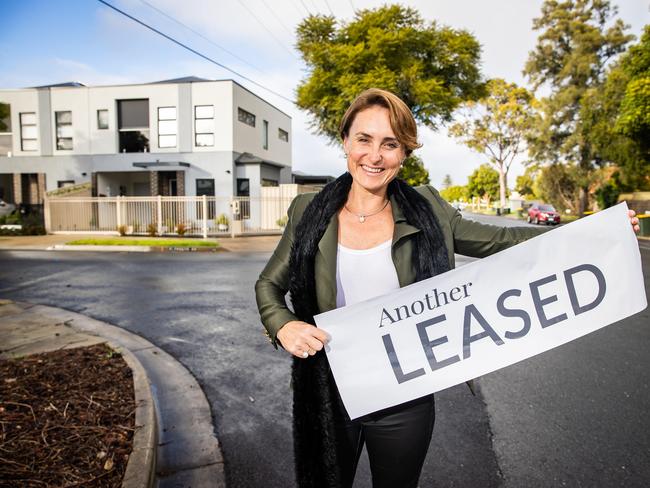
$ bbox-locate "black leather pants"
[334,394,436,488]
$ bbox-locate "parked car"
[527,203,561,225]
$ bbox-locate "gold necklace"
[344,199,389,223]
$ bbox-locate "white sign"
[314,203,647,419]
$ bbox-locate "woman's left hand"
[628,209,640,233]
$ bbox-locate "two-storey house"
[0,76,292,207]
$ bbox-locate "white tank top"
[335,238,400,308]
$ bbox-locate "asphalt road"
[0,214,648,487]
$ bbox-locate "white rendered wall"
[191,81,233,153]
[232,83,291,167]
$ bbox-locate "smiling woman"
[255,88,566,488]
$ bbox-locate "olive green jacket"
[255,185,545,348]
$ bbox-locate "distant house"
[0,76,292,205]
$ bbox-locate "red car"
[527,203,561,225]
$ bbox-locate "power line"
[95,0,295,104]
[289,0,308,17]
[300,0,313,16]
[323,0,334,16]
[348,0,356,14]
[260,0,294,36]
[234,0,298,58]
[137,0,262,72]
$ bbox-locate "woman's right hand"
[276,320,329,359]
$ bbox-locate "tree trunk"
[578,185,589,216]
[499,167,507,210]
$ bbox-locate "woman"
[255,88,641,488]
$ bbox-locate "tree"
[442,174,453,189]
[449,78,538,209]
[524,0,634,215]
[440,185,468,202]
[295,5,485,143]
[534,163,581,213]
[580,25,650,196]
[515,166,540,198]
[397,154,430,186]
[467,164,500,202]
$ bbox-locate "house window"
[157,106,177,148]
[196,178,215,196]
[97,109,109,130]
[0,103,11,156]
[194,105,214,147]
[263,120,269,150]
[262,178,278,187]
[118,99,149,153]
[238,107,255,127]
[20,112,37,151]
[278,128,288,142]
[55,111,73,150]
[57,180,75,188]
[236,178,250,197]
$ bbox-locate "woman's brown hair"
[339,88,422,156]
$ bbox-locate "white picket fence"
[43,194,295,237]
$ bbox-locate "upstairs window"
[194,105,214,147]
[97,109,109,130]
[263,120,268,150]
[55,111,73,150]
[238,107,255,127]
[157,106,177,148]
[278,128,288,142]
[20,112,37,152]
[118,99,149,153]
[0,103,11,156]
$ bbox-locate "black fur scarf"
[288,172,450,488]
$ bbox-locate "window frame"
[196,178,215,197]
[157,106,177,149]
[237,107,255,128]
[97,109,109,130]
[55,110,73,151]
[278,128,289,142]
[20,112,38,152]
[263,119,269,150]
[236,178,250,197]
[194,105,214,147]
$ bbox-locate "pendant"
[359,215,366,223]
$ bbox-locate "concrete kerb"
[0,301,225,487]
[108,340,158,488]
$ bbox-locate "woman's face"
[343,105,406,194]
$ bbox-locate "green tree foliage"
[467,164,500,201]
[440,185,468,202]
[449,78,539,209]
[295,5,485,142]
[515,166,539,198]
[588,25,650,192]
[524,0,634,214]
[533,163,581,213]
[616,25,650,141]
[397,154,430,186]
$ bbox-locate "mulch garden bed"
[0,343,136,487]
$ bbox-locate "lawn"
[66,238,219,247]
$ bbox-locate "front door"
[169,178,177,196]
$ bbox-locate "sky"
[1,0,647,188]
